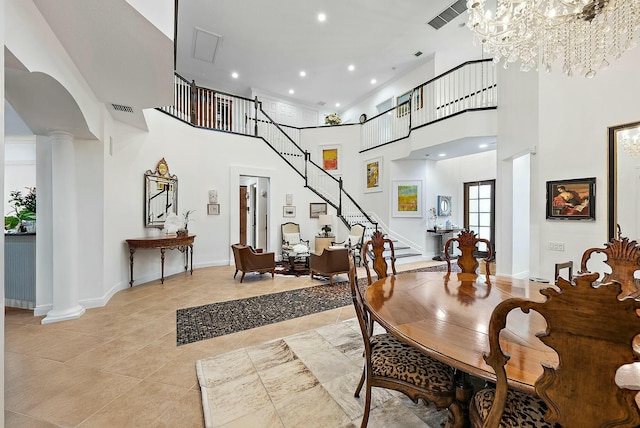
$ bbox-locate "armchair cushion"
[283,232,300,245]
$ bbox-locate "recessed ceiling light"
[299,71,306,77]
[479,143,488,148]
[317,13,326,22]
[289,89,295,94]
[370,78,377,84]
[335,102,340,107]
[438,153,446,157]
[348,64,355,71]
[231,72,238,79]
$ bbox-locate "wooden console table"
[125,235,195,286]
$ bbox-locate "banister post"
[304,152,309,186]
[254,96,259,137]
[338,178,343,217]
[190,80,197,126]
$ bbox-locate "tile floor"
[4,259,443,427]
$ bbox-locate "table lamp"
[318,214,333,237]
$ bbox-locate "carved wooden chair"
[331,223,366,266]
[361,230,397,285]
[444,229,493,284]
[281,222,310,260]
[470,272,640,427]
[349,260,456,428]
[579,226,640,298]
[231,244,275,283]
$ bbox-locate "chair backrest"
[231,243,247,270]
[282,222,301,244]
[482,272,640,427]
[349,260,371,350]
[444,229,493,279]
[311,247,350,272]
[580,228,640,298]
[348,223,366,247]
[361,230,397,285]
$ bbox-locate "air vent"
[427,0,467,30]
[194,27,223,63]
[317,101,326,106]
[414,51,423,57]
[112,104,134,113]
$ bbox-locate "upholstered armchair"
[309,247,350,285]
[231,244,275,283]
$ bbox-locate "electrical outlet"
[548,241,565,251]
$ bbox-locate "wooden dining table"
[365,271,556,396]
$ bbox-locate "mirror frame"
[144,158,178,228]
[437,195,452,216]
[608,120,640,240]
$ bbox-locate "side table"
[426,229,459,261]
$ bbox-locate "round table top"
[364,271,557,394]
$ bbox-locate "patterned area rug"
[196,319,447,427]
[176,264,454,346]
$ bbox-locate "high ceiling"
[175,0,481,112]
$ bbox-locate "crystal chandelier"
[621,127,640,157]
[466,0,640,77]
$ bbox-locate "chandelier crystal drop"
[466,0,640,78]
[621,130,640,157]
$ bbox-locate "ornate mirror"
[145,158,178,228]
[437,195,452,216]
[608,120,640,240]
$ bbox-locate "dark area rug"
[176,264,455,345]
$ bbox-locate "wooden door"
[239,186,247,245]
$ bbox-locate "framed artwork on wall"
[364,156,383,193]
[207,203,220,215]
[283,206,296,217]
[309,202,327,218]
[318,144,341,174]
[392,180,423,218]
[546,177,595,220]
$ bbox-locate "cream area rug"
[196,318,447,428]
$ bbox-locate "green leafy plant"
[5,187,36,231]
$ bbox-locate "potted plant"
[5,187,36,233]
[177,209,194,236]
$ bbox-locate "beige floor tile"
[5,259,445,427]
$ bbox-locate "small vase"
[176,228,188,236]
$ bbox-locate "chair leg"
[271,269,274,278]
[234,269,238,278]
[329,274,334,286]
[354,368,365,397]
[240,272,246,283]
[361,381,372,428]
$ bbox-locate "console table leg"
[129,248,136,287]
[160,248,166,284]
[189,244,193,275]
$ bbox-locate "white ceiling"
[175,0,481,111]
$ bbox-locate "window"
[464,180,495,257]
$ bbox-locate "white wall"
[531,46,640,281]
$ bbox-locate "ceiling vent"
[317,101,326,106]
[427,0,467,30]
[414,51,423,57]
[193,27,223,63]
[112,104,134,113]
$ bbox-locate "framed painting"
[392,180,423,218]
[309,202,327,218]
[364,156,383,193]
[546,177,595,220]
[318,145,341,174]
[396,90,411,117]
[207,203,220,215]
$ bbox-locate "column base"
[41,305,86,324]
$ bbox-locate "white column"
[42,131,85,324]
